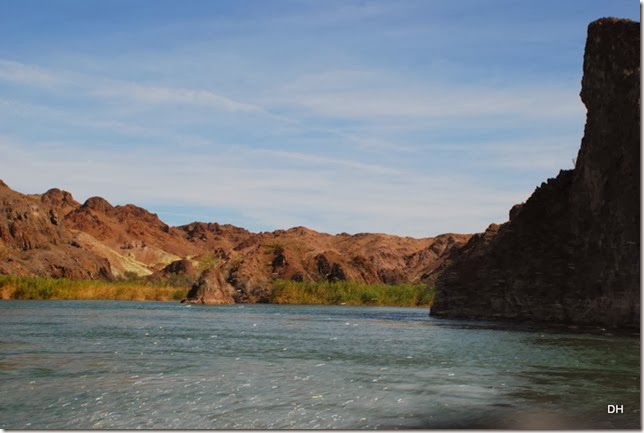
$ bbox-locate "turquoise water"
[0,300,639,429]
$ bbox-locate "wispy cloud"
[269,69,584,121]
[0,56,585,237]
[0,59,263,114]
[0,96,216,150]
[250,148,402,175]
[0,59,62,88]
[486,137,581,172]
[92,82,263,112]
[0,133,535,236]
[2,0,630,237]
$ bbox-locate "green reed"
[269,279,434,307]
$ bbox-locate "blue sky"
[0,0,639,237]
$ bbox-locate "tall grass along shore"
[269,279,434,307]
[0,275,434,307]
[0,275,188,301]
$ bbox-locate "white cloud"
[249,148,402,175]
[0,58,263,114]
[274,84,584,121]
[0,27,588,237]
[266,68,584,122]
[0,60,63,88]
[0,97,218,150]
[486,137,581,172]
[0,134,532,237]
[92,82,263,112]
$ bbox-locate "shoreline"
[0,275,433,307]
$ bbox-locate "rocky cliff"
[431,18,640,328]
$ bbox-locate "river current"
[0,300,639,429]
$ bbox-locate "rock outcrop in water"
[181,267,236,304]
[431,18,640,328]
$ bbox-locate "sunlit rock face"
[0,179,472,295]
[431,18,640,328]
[181,267,236,305]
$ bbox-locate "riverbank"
[0,275,188,302]
[0,275,433,307]
[270,279,432,307]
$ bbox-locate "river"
[0,300,639,429]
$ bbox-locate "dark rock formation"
[315,253,347,282]
[431,18,640,328]
[270,245,288,273]
[160,259,194,276]
[149,259,196,283]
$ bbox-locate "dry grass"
[0,275,433,307]
[0,275,188,301]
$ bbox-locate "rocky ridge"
[431,18,640,328]
[0,180,470,303]
[0,181,113,280]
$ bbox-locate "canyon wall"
[431,18,640,328]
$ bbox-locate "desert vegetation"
[269,279,434,307]
[0,274,434,307]
[0,275,189,301]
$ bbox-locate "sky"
[0,0,639,237]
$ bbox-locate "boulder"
[181,267,235,304]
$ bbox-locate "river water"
[0,300,639,429]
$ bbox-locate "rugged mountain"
[0,180,470,301]
[65,197,200,276]
[431,18,640,328]
[0,181,112,279]
[179,223,469,303]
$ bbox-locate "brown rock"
[161,259,194,276]
[65,196,200,274]
[81,196,114,213]
[181,267,235,304]
[41,188,80,217]
[0,181,114,279]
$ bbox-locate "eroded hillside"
[0,180,470,302]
